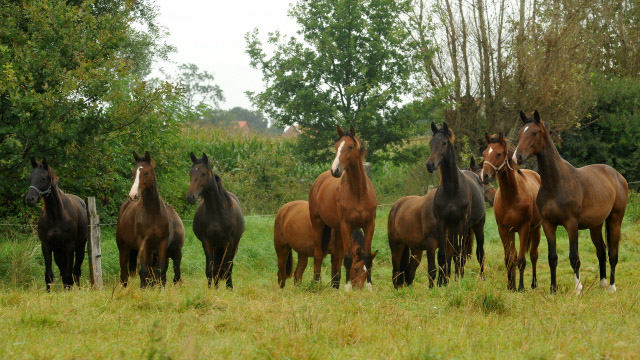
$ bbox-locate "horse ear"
[190,152,198,164]
[41,157,48,169]
[337,125,345,137]
[442,122,449,135]
[356,247,363,257]
[349,125,356,136]
[133,151,141,163]
[30,157,38,168]
[485,133,490,144]
[372,250,379,260]
[144,151,151,163]
[534,110,541,124]
[470,157,476,168]
[498,132,504,144]
[431,122,438,134]
[520,111,527,123]
[202,152,209,164]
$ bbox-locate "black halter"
[29,182,52,198]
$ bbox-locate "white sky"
[153,0,299,110]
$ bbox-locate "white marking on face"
[344,282,352,292]
[331,140,346,173]
[129,166,143,200]
[600,278,609,288]
[480,169,485,181]
[488,148,493,155]
[363,265,367,273]
[512,147,519,162]
[523,126,530,134]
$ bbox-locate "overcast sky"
[153,0,299,110]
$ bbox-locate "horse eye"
[201,173,205,177]
[144,171,149,176]
[532,132,537,136]
[349,146,354,150]
[354,267,359,272]
[496,153,501,158]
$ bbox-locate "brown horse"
[387,189,441,288]
[187,152,244,289]
[116,151,185,287]
[469,157,496,206]
[309,125,377,290]
[513,110,628,293]
[274,200,375,288]
[25,158,87,291]
[426,122,486,285]
[482,133,542,291]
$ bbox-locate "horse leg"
[171,246,182,284]
[606,214,623,292]
[436,223,447,286]
[516,225,531,292]
[212,246,224,288]
[541,221,559,294]
[499,226,516,291]
[311,220,325,283]
[405,248,423,286]
[138,240,152,288]
[331,245,343,290]
[530,226,541,289]
[453,233,461,280]
[73,239,85,287]
[222,243,238,289]
[390,243,406,289]
[54,248,73,290]
[294,255,308,285]
[589,224,607,288]
[426,242,437,288]
[276,244,291,288]
[202,241,214,288]
[157,240,168,287]
[42,243,54,292]
[473,223,486,279]
[118,247,130,287]
[339,224,354,290]
[565,220,582,294]
[363,220,376,289]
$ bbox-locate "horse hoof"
[609,284,617,293]
[366,282,372,291]
[344,283,352,292]
[575,276,583,295]
[600,278,609,288]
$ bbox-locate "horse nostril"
[516,154,523,165]
[483,174,489,183]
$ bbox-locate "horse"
[116,151,185,287]
[513,110,628,293]
[425,122,486,285]
[482,133,542,291]
[25,158,88,291]
[187,152,244,289]
[469,157,496,206]
[309,125,378,290]
[387,188,441,288]
[274,200,376,288]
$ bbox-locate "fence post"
[86,197,103,289]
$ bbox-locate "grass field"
[1,201,640,359]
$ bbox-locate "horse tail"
[285,249,293,279]
[321,225,331,254]
[400,245,410,273]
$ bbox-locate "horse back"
[275,200,314,256]
[575,164,628,222]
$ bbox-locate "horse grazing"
[25,158,87,291]
[425,122,486,285]
[274,200,375,288]
[116,151,185,287]
[469,157,496,206]
[482,133,542,291]
[309,125,377,290]
[187,152,244,289]
[513,110,628,293]
[388,188,442,288]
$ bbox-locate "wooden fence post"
[86,197,103,289]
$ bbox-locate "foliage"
[163,62,225,109]
[198,107,283,135]
[245,0,416,163]
[561,76,640,183]
[0,0,179,217]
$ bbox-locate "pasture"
[1,200,640,359]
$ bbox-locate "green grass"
[1,206,640,359]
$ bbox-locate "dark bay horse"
[116,151,185,287]
[482,133,542,291]
[25,158,87,291]
[513,110,628,293]
[469,157,496,206]
[187,152,244,289]
[274,200,375,288]
[309,125,377,290]
[426,122,486,285]
[387,188,440,288]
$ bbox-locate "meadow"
[1,198,640,359]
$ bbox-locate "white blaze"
[488,148,493,155]
[129,166,143,200]
[363,265,367,273]
[523,126,530,134]
[331,141,346,173]
[512,146,519,162]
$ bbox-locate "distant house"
[283,125,302,138]
[235,121,250,136]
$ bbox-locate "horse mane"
[212,174,232,208]
[339,130,367,159]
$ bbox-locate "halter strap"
[483,156,513,174]
[29,183,52,198]
[483,183,495,193]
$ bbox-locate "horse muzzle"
[483,173,490,184]
[186,194,198,205]
[330,168,342,178]
[426,161,436,173]
[515,153,524,165]
[24,194,38,207]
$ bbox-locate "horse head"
[187,152,215,205]
[512,110,550,165]
[482,132,514,185]
[129,151,156,201]
[426,122,455,173]
[25,157,55,206]
[349,229,378,289]
[331,125,366,178]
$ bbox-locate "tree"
[246,0,415,162]
[164,63,225,110]
[0,0,180,217]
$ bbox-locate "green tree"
[164,63,225,110]
[0,0,180,217]
[246,0,415,162]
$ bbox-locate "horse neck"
[202,178,226,213]
[344,158,369,199]
[496,150,519,199]
[440,144,460,194]
[535,134,568,192]
[140,179,162,214]
[42,183,64,219]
